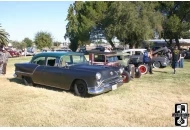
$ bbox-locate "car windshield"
[106,56,118,62]
[60,54,88,66]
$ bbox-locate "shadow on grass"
[7,77,93,98]
[153,70,168,73]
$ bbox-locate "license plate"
[112,84,117,90]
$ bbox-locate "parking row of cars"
[13,46,171,97]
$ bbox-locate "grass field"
[0,56,190,127]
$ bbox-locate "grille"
[102,76,121,85]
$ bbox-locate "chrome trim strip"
[15,71,32,75]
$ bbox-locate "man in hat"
[2,46,11,75]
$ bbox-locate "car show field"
[0,56,190,126]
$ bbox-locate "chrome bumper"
[88,78,123,95]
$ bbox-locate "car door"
[31,56,46,84]
[41,56,73,90]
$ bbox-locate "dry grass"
[0,56,190,127]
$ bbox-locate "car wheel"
[153,61,161,68]
[138,64,148,75]
[23,76,34,86]
[135,68,141,78]
[121,71,131,83]
[74,80,88,97]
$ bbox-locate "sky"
[0,1,74,42]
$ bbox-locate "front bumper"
[88,77,123,95]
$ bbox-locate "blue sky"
[0,1,74,42]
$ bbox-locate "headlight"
[119,68,124,74]
[96,72,101,80]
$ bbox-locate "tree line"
[0,27,61,50]
[65,1,190,51]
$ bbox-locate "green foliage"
[34,31,53,50]
[22,37,33,47]
[0,24,9,46]
[181,31,190,39]
[53,41,62,47]
[158,1,190,47]
[65,2,108,50]
[12,41,26,49]
[65,1,190,49]
[103,1,163,48]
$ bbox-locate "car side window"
[47,57,59,66]
[59,55,71,67]
[94,55,105,62]
[135,51,141,55]
[117,56,122,60]
[31,57,46,65]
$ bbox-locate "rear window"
[107,56,118,62]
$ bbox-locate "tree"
[103,1,163,48]
[158,1,190,48]
[22,37,33,47]
[34,31,53,49]
[53,41,62,47]
[65,2,108,51]
[12,41,26,50]
[65,1,163,49]
[65,3,80,51]
[0,24,9,46]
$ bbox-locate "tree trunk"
[129,43,135,49]
[107,38,115,48]
[175,37,180,49]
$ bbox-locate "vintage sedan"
[13,52,123,97]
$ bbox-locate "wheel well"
[153,61,161,67]
[70,79,88,91]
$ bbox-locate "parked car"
[26,47,36,56]
[5,48,21,58]
[123,48,170,74]
[78,48,89,55]
[55,49,72,52]
[89,51,132,83]
[13,52,123,97]
[116,52,141,78]
[91,46,105,52]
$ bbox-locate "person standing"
[2,46,11,75]
[143,48,153,74]
[179,49,186,68]
[171,45,181,74]
[0,46,4,75]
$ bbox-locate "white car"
[122,48,170,74]
[122,49,147,56]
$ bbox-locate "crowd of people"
[0,45,10,75]
[143,45,186,75]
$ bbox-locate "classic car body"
[88,51,139,83]
[14,52,123,97]
[116,52,141,78]
[5,49,21,58]
[122,48,170,74]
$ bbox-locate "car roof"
[33,52,83,58]
[122,49,146,53]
